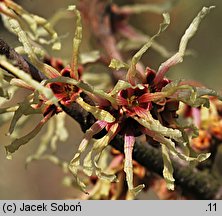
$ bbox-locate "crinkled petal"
[50,112,68,152]
[143,128,210,190]
[83,150,94,177]
[161,144,175,190]
[83,123,119,182]
[76,96,115,123]
[68,5,82,80]
[133,111,183,143]
[124,132,144,196]
[7,98,40,135]
[126,13,170,84]
[26,118,55,166]
[69,121,107,170]
[162,82,222,108]
[93,123,119,181]
[69,120,107,193]
[154,6,215,84]
[144,128,210,163]
[5,111,53,159]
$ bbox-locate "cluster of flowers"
[0,0,220,197]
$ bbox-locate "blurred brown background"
[0,0,222,199]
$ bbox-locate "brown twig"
[0,38,46,81]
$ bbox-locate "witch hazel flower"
[0,4,116,158]
[69,6,222,196]
[181,97,222,152]
[1,1,220,197]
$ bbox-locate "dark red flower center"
[117,86,152,117]
[49,66,81,105]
